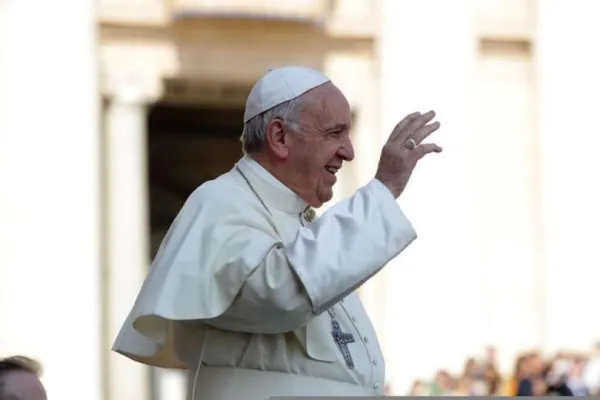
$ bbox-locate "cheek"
[292,139,335,181]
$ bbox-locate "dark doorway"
[146,102,245,257]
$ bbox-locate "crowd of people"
[406,345,600,396]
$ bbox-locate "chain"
[328,308,336,319]
[236,166,273,217]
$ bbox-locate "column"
[0,1,102,399]
[472,43,541,370]
[535,0,600,352]
[104,82,151,400]
[378,0,480,393]
[324,53,387,330]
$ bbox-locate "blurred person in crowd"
[112,66,443,399]
[532,376,549,396]
[408,379,428,396]
[551,353,573,381]
[460,356,490,395]
[543,356,573,396]
[512,352,535,395]
[482,346,501,395]
[452,376,473,396]
[488,346,497,360]
[584,342,600,395]
[430,370,453,395]
[566,357,590,396]
[0,356,46,400]
[471,378,490,396]
[515,353,536,396]
[516,352,547,396]
[484,346,497,367]
[462,357,478,379]
[484,360,502,395]
[547,384,575,396]
[503,353,528,395]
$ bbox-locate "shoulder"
[176,171,270,229]
[187,171,256,211]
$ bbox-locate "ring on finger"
[404,138,417,150]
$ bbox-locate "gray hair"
[241,96,306,155]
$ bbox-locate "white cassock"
[113,155,417,399]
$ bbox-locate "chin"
[315,188,334,207]
[308,200,325,208]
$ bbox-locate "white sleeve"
[205,179,416,333]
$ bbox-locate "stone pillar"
[534,0,600,352]
[471,45,541,372]
[104,82,151,400]
[323,54,387,330]
[0,1,103,399]
[378,0,480,393]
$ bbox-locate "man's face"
[285,83,354,207]
[1,371,47,400]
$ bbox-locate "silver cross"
[328,308,355,369]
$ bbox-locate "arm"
[206,179,416,334]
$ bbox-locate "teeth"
[325,167,337,174]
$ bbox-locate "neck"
[247,152,323,208]
[248,152,295,193]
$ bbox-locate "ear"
[265,119,289,159]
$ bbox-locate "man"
[0,356,47,400]
[113,66,442,399]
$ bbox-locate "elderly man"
[113,66,442,399]
[0,356,47,400]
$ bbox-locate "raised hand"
[374,110,442,198]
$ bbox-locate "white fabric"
[186,366,380,399]
[243,66,330,122]
[112,156,418,398]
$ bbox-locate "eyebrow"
[323,123,350,132]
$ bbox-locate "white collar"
[236,155,309,215]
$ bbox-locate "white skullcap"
[243,66,330,123]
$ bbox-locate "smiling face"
[269,82,354,207]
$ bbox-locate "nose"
[338,137,355,162]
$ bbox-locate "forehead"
[302,83,351,129]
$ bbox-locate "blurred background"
[1,0,599,398]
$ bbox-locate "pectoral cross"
[330,316,355,369]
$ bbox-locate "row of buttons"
[305,212,380,389]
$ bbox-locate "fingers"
[389,112,421,141]
[390,110,438,144]
[400,110,436,142]
[413,121,441,144]
[413,143,443,159]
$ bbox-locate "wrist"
[374,178,400,199]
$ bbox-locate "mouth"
[324,165,340,175]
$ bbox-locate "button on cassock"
[304,208,316,222]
